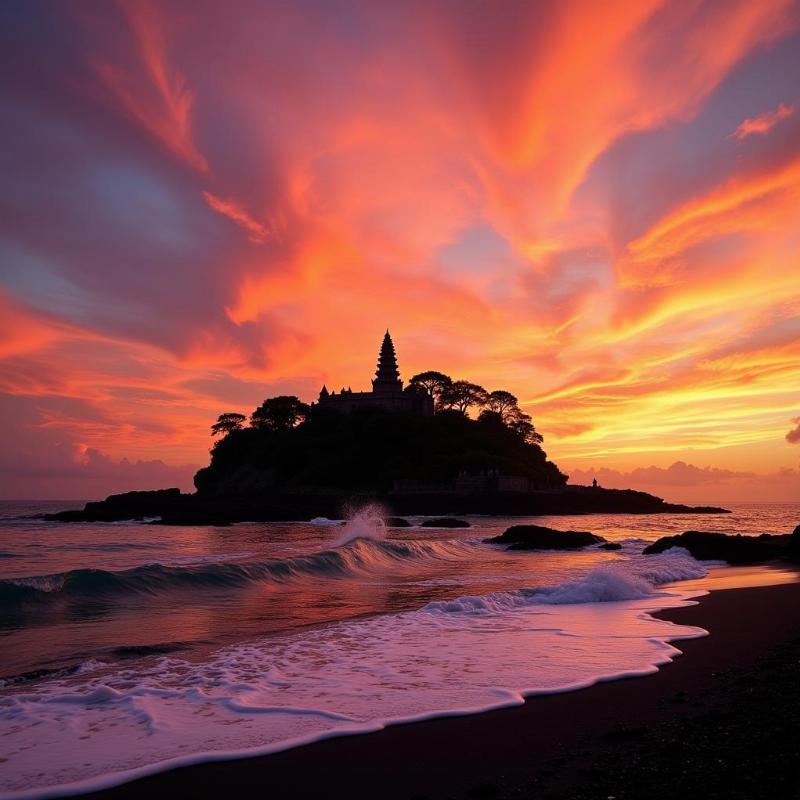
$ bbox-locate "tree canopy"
[211,412,247,437]
[408,371,453,407]
[196,405,564,496]
[251,396,310,431]
[486,390,518,420]
[439,380,489,414]
[209,372,544,457]
[506,407,543,445]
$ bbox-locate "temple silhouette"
[317,331,434,416]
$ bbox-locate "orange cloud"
[91,0,207,171]
[0,292,63,358]
[446,0,795,248]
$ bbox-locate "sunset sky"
[1,0,799,502]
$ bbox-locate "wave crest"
[0,537,471,608]
[424,550,708,614]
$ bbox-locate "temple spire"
[372,330,403,394]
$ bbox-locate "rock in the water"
[784,525,800,560]
[420,518,471,528]
[485,524,605,550]
[643,530,790,564]
[43,488,185,522]
[599,541,622,550]
[385,517,413,527]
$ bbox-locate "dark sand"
[81,579,800,800]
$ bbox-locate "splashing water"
[333,504,388,547]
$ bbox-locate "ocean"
[1,501,798,798]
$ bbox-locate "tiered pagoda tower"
[372,330,403,395]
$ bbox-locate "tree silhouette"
[486,390,519,422]
[197,404,565,496]
[409,371,452,408]
[477,409,505,427]
[439,380,489,414]
[211,412,247,437]
[479,405,543,444]
[507,407,544,445]
[251,396,310,431]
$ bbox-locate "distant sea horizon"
[2,496,799,514]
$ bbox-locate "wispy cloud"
[92,0,208,171]
[202,192,270,243]
[733,101,796,139]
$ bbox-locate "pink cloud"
[787,416,800,444]
[569,462,800,505]
[0,444,197,500]
[733,101,795,139]
[202,192,270,243]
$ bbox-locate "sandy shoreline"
[71,574,800,800]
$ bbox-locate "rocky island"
[43,332,729,525]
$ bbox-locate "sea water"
[0,502,798,797]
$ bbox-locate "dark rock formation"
[787,525,800,560]
[485,524,606,550]
[41,489,731,527]
[420,518,471,528]
[599,542,623,550]
[643,530,798,564]
[44,489,185,522]
[385,517,413,527]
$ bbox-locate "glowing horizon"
[1,0,799,501]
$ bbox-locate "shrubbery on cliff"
[194,406,566,496]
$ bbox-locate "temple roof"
[372,330,403,394]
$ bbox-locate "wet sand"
[80,578,800,800]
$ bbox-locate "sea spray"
[333,503,389,547]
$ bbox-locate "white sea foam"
[332,504,388,547]
[0,547,710,800]
[424,547,710,613]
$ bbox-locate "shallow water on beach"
[0,501,797,797]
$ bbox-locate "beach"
[75,574,800,800]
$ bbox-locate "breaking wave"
[0,536,472,608]
[424,547,710,614]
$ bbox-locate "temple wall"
[319,391,433,416]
